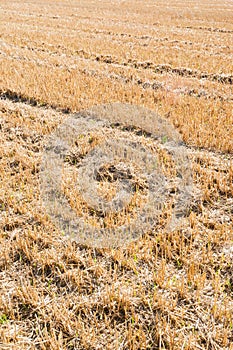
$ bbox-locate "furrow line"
[1,51,233,103]
[93,54,233,85]
[0,89,71,114]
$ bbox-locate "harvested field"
[0,0,233,349]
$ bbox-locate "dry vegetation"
[0,0,233,349]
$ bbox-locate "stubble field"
[0,0,233,349]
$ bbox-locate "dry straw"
[40,103,193,248]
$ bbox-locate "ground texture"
[0,0,233,349]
